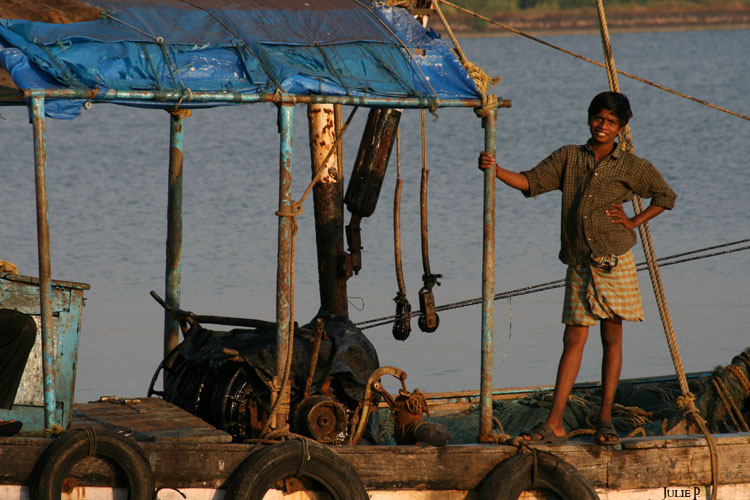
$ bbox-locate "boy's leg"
[598,317,623,441]
[524,324,588,439]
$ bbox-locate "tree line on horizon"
[449,0,749,13]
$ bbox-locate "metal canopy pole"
[272,104,295,429]
[30,95,57,430]
[164,110,186,379]
[478,110,497,440]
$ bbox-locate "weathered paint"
[29,95,58,430]
[272,104,295,428]
[479,110,497,440]
[307,103,349,318]
[164,110,185,370]
[24,87,511,111]
[0,274,88,432]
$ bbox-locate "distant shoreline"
[439,6,750,37]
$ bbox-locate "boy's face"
[588,108,624,148]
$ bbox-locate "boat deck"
[2,397,749,493]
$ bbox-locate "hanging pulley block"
[418,285,440,333]
[344,108,401,218]
[392,293,412,341]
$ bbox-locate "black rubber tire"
[478,450,600,500]
[224,438,369,500]
[31,428,155,500]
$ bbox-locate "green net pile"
[377,347,750,445]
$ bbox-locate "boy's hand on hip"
[606,203,635,230]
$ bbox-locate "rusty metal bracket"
[348,366,407,444]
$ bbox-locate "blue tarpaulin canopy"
[0,0,483,118]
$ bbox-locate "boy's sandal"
[520,422,568,445]
[595,421,619,445]
[0,419,22,437]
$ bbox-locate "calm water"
[1,30,748,401]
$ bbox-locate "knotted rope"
[262,105,357,436]
[428,0,499,117]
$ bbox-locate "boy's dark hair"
[588,91,633,125]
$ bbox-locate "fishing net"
[378,347,750,444]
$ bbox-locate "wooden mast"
[308,103,349,319]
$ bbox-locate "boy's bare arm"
[478,151,530,192]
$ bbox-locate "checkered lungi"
[562,249,644,326]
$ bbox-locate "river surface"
[1,29,748,401]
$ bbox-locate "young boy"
[479,92,676,444]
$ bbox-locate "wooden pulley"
[392,292,412,341]
[417,284,439,333]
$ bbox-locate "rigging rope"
[356,0,442,110]
[178,0,283,95]
[594,1,719,496]
[435,0,750,121]
[101,12,193,109]
[428,0,499,117]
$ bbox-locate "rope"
[594,2,719,496]
[101,12,193,109]
[436,0,750,122]
[712,375,750,432]
[737,352,750,375]
[177,0,283,93]
[401,388,429,415]
[262,106,358,436]
[295,436,310,477]
[296,106,358,208]
[315,44,351,97]
[727,364,750,394]
[394,129,406,295]
[84,427,97,457]
[355,239,750,328]
[428,0,499,117]
[354,0,441,111]
[261,203,301,438]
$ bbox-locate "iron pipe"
[272,104,295,429]
[163,110,186,382]
[23,88,511,110]
[30,95,57,430]
[478,110,497,441]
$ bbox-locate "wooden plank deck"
[0,397,748,492]
[70,397,232,443]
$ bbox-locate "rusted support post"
[307,103,348,319]
[163,110,186,381]
[272,104,295,429]
[30,95,57,430]
[478,110,497,441]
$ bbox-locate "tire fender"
[478,450,600,500]
[31,428,155,500]
[224,438,368,500]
